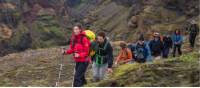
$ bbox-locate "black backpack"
[135,44,146,59]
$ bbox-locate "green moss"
[86,52,200,87]
[178,52,199,63]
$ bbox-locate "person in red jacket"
[63,23,90,87]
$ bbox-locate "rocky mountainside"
[0,0,199,56]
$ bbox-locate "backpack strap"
[94,40,109,65]
[72,34,86,48]
[103,40,109,50]
[80,35,85,44]
[71,36,76,48]
[125,48,129,58]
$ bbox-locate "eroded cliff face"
[84,0,199,41]
[0,0,199,56]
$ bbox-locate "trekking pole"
[55,48,65,87]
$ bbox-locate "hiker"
[172,29,183,57]
[115,42,133,65]
[187,20,199,49]
[128,42,136,61]
[63,23,90,87]
[91,31,113,82]
[162,34,173,58]
[149,32,164,60]
[134,37,150,63]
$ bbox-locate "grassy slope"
[86,52,200,87]
[0,47,74,87]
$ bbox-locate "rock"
[128,16,138,28]
[128,21,137,28]
[0,3,16,10]
[130,16,138,23]
[37,8,56,16]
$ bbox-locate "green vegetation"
[86,52,200,87]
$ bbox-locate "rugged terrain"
[0,0,199,87]
[0,0,199,56]
[0,47,199,87]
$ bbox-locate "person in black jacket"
[162,34,173,58]
[149,32,164,60]
[91,31,113,82]
[187,20,199,49]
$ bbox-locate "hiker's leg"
[73,62,80,87]
[99,64,108,80]
[73,62,88,87]
[163,48,170,58]
[166,48,170,58]
[189,34,193,47]
[172,45,177,57]
[162,49,166,58]
[141,58,146,63]
[189,34,197,48]
[177,45,182,55]
[192,35,197,48]
[81,62,89,85]
[92,63,100,82]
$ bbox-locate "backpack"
[163,36,173,48]
[135,44,146,59]
[149,40,163,52]
[85,30,96,41]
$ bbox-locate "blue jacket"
[145,41,153,62]
[135,42,150,59]
[172,34,183,45]
[128,42,152,62]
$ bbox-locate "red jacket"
[65,31,90,62]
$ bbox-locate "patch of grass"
[86,52,200,87]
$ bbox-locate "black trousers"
[162,48,170,58]
[189,34,197,48]
[135,58,146,63]
[173,44,182,57]
[73,62,89,87]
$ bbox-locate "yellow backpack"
[84,30,96,56]
[84,30,96,42]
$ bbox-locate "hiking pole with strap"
[55,48,65,87]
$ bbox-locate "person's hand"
[175,42,179,45]
[61,48,66,55]
[107,68,113,73]
[114,62,118,66]
[74,53,80,58]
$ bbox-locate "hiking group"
[62,21,199,87]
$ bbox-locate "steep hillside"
[0,0,199,56]
[85,0,199,42]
